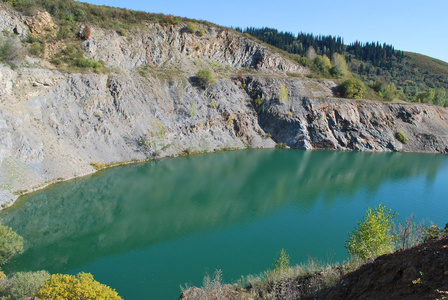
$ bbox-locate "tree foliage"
[36,272,123,300]
[195,69,215,88]
[338,78,366,99]
[396,131,408,144]
[0,223,23,265]
[270,249,290,272]
[237,26,448,106]
[186,22,196,33]
[0,271,50,300]
[345,204,397,260]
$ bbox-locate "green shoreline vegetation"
[0,204,445,299]
[180,204,448,299]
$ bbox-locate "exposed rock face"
[24,10,56,34]
[0,3,28,36]
[323,235,448,300]
[0,7,447,208]
[246,77,448,153]
[82,23,308,75]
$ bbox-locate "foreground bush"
[0,223,23,265]
[0,271,50,300]
[36,272,122,300]
[345,204,396,260]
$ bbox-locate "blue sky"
[83,0,448,63]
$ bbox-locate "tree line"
[236,27,402,69]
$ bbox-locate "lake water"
[1,149,448,299]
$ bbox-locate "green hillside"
[239,27,448,106]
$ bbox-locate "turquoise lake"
[1,149,448,299]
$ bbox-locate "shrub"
[190,101,195,117]
[198,27,205,36]
[271,249,290,272]
[338,78,366,99]
[345,204,397,260]
[0,35,24,64]
[195,69,215,88]
[237,71,243,82]
[29,42,43,57]
[90,161,106,170]
[36,273,122,300]
[275,143,287,149]
[0,271,50,300]
[186,22,196,33]
[57,26,72,39]
[253,95,262,107]
[0,222,23,265]
[396,131,407,144]
[422,225,444,242]
[279,82,288,103]
[82,25,91,40]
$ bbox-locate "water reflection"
[1,149,446,273]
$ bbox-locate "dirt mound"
[323,235,448,300]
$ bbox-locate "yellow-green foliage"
[148,117,165,137]
[338,78,366,99]
[195,69,215,88]
[270,249,290,273]
[227,115,233,127]
[396,131,408,144]
[90,161,106,170]
[279,82,288,103]
[0,222,23,265]
[0,271,50,300]
[345,204,396,260]
[36,272,122,300]
[186,22,197,33]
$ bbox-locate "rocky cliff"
[0,5,447,207]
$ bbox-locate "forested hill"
[237,27,448,106]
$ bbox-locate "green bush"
[0,41,13,62]
[345,204,397,260]
[0,223,23,265]
[0,35,23,64]
[338,78,366,99]
[396,131,407,144]
[57,26,72,39]
[29,42,43,57]
[270,249,290,272]
[198,27,205,36]
[422,225,445,242]
[195,69,215,88]
[0,271,50,300]
[186,22,197,33]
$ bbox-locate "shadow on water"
[0,149,447,299]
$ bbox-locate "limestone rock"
[0,3,28,36]
[25,11,56,35]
